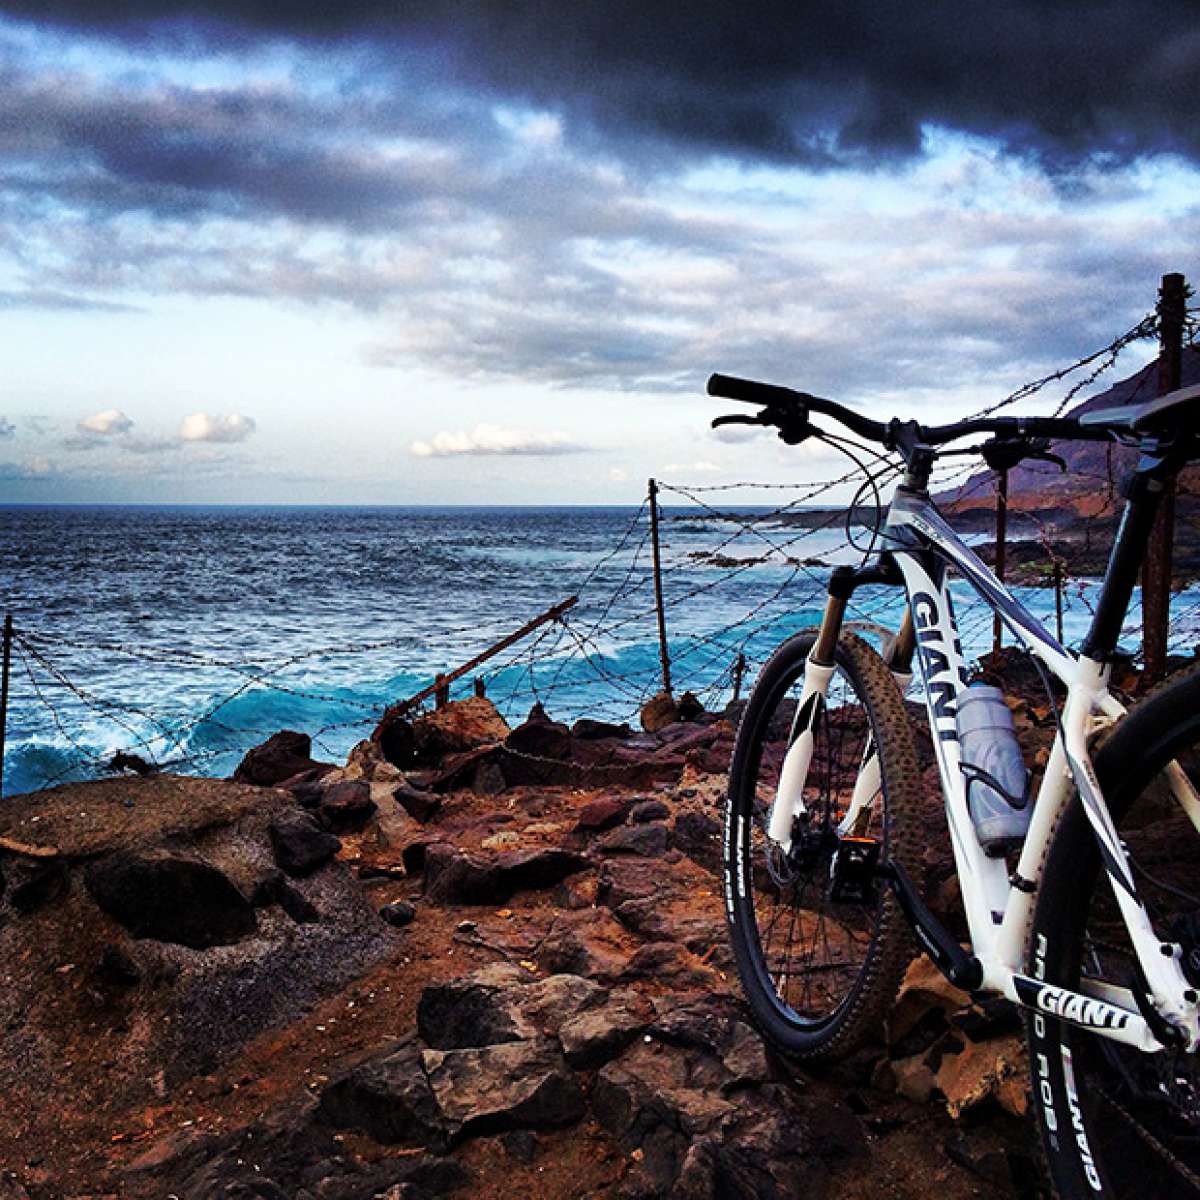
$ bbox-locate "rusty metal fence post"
[647,479,672,696]
[1142,271,1187,680]
[731,652,747,703]
[0,615,12,800]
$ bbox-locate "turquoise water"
[1,504,1194,795]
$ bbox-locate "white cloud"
[179,412,257,443]
[608,466,629,482]
[410,424,584,458]
[664,459,722,474]
[77,408,133,436]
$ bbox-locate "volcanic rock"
[672,809,721,871]
[536,908,635,981]
[84,853,257,949]
[417,963,537,1050]
[574,795,632,831]
[640,691,679,732]
[412,697,510,763]
[269,812,343,877]
[317,779,377,832]
[423,844,589,906]
[630,798,671,823]
[505,714,573,760]
[372,707,417,768]
[558,990,654,1068]
[421,1038,585,1137]
[572,718,633,740]
[232,730,333,787]
[316,1037,449,1148]
[380,899,417,928]
[596,821,671,858]
[395,783,442,823]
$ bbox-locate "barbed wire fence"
[3,282,1200,799]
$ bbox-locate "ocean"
[2,504,1195,797]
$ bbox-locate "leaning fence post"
[647,479,672,696]
[1142,271,1186,681]
[0,614,11,801]
[992,467,1008,656]
[434,673,449,708]
[731,652,747,704]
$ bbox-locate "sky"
[1,2,1198,504]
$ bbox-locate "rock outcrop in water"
[0,693,1048,1199]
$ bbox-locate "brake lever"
[711,411,821,448]
[981,436,1066,473]
[712,413,768,429]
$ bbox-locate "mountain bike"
[709,370,1200,1199]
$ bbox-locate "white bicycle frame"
[768,485,1200,1054]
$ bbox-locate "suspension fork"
[766,558,904,852]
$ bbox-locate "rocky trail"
[0,689,1050,1199]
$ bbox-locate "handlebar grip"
[706,373,805,409]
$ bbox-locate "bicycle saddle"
[1079,380,1200,436]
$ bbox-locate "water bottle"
[956,684,1030,856]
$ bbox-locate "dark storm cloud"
[3,1,1199,167]
[0,65,484,227]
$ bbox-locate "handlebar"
[707,372,1120,450]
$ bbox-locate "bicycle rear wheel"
[1030,663,1200,1199]
[723,630,921,1060]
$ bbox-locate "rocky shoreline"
[0,685,1064,1199]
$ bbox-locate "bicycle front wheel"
[723,630,921,1061]
[1030,663,1200,1199]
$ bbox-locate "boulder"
[505,714,573,761]
[558,990,654,1068]
[574,795,632,832]
[630,798,671,824]
[934,1034,1027,1119]
[422,845,508,905]
[624,940,722,990]
[232,730,333,787]
[417,964,537,1050]
[888,954,971,1045]
[640,691,679,733]
[422,1039,585,1137]
[268,812,343,877]
[380,900,417,928]
[495,847,589,892]
[317,779,377,832]
[84,853,257,949]
[572,718,633,740]
[672,810,721,871]
[536,908,634,982]
[395,783,442,823]
[411,697,510,763]
[596,822,672,858]
[372,707,417,768]
[316,1037,449,1148]
[423,845,590,906]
